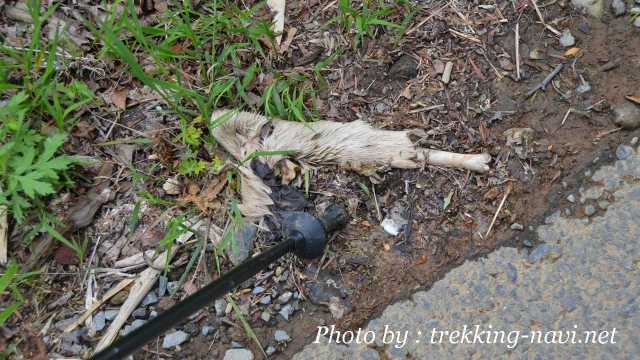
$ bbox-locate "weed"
[330,0,402,48]
[228,295,267,358]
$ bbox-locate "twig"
[485,183,512,239]
[406,4,449,35]
[64,278,135,333]
[515,22,521,81]
[371,182,382,222]
[94,250,174,353]
[530,0,561,36]
[526,63,564,97]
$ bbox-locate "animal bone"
[210,110,491,218]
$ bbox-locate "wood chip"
[442,61,454,84]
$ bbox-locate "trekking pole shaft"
[92,238,294,360]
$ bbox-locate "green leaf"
[16,173,55,198]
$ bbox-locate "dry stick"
[530,0,561,36]
[371,183,382,222]
[94,250,174,353]
[515,22,521,81]
[64,278,135,333]
[526,63,564,98]
[485,183,513,239]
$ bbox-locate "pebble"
[162,176,182,195]
[613,102,640,130]
[274,330,291,342]
[523,238,534,247]
[598,200,610,209]
[226,224,257,265]
[167,281,180,294]
[122,319,146,336]
[510,223,524,231]
[223,348,254,360]
[162,330,189,349]
[279,304,294,321]
[261,311,271,322]
[566,194,576,203]
[142,292,158,306]
[611,0,626,16]
[259,295,272,305]
[149,310,158,318]
[252,287,265,295]
[442,61,454,84]
[104,309,119,321]
[277,291,293,304]
[93,312,106,332]
[158,275,168,297]
[616,144,634,160]
[559,29,575,47]
[132,308,146,319]
[202,325,216,336]
[564,208,572,216]
[636,17,640,28]
[265,346,277,356]
[329,297,350,320]
[529,48,545,60]
[231,341,243,348]
[214,299,227,317]
[631,137,639,146]
[584,205,597,217]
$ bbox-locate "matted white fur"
[210,110,491,218]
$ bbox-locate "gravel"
[510,223,524,231]
[566,194,576,203]
[142,291,159,306]
[261,311,271,322]
[162,330,189,349]
[559,29,575,47]
[584,204,597,216]
[611,0,626,16]
[613,102,640,130]
[274,330,291,342]
[121,319,146,336]
[215,299,227,317]
[104,309,119,321]
[279,304,294,321]
[616,144,634,160]
[223,348,254,360]
[93,311,106,332]
[277,291,293,304]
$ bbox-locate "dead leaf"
[399,85,412,100]
[110,88,128,110]
[178,176,227,214]
[625,95,640,105]
[563,47,581,58]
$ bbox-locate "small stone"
[616,144,634,160]
[104,309,119,321]
[564,208,572,216]
[214,299,227,317]
[598,200,610,209]
[259,295,272,305]
[388,55,418,80]
[277,291,293,304]
[559,29,575,47]
[577,22,590,34]
[149,311,158,318]
[613,102,640,130]
[252,286,265,295]
[223,348,254,360]
[631,137,639,146]
[142,292,158,306]
[636,17,640,28]
[329,297,350,320]
[584,169,592,177]
[510,223,524,231]
[202,325,216,336]
[279,304,294,321]
[523,239,534,247]
[529,48,545,60]
[576,75,591,94]
[584,205,597,216]
[261,311,271,322]
[158,275,168,297]
[166,281,180,294]
[442,61,454,84]
[162,330,189,349]
[132,308,146,319]
[162,176,182,195]
[566,194,576,203]
[122,319,146,336]
[226,223,257,265]
[93,312,106,332]
[274,330,291,342]
[632,7,640,14]
[265,346,277,356]
[611,0,626,16]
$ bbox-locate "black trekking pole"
[92,205,347,360]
